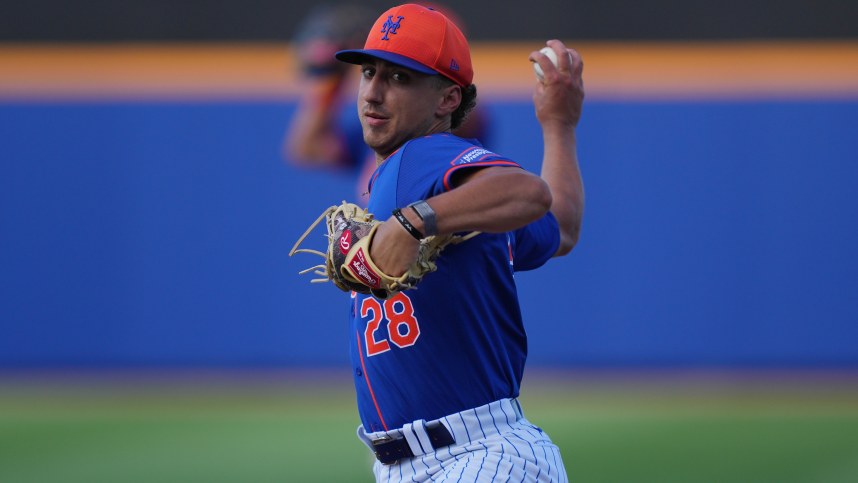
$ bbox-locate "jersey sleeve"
[511,211,560,272]
[439,144,521,193]
[394,135,522,203]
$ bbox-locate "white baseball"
[533,46,565,81]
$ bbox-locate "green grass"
[1,371,857,482]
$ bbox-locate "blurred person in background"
[283,3,492,205]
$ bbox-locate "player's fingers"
[566,48,584,94]
[527,49,542,64]
[567,48,584,77]
[546,39,572,72]
[528,49,553,75]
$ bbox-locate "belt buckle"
[370,434,398,466]
[371,434,393,446]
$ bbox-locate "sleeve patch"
[451,147,498,166]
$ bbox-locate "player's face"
[357,59,451,160]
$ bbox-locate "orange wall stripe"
[1,41,857,100]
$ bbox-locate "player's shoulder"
[403,133,476,152]
[402,133,504,165]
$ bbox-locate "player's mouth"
[363,111,389,127]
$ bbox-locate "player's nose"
[360,75,385,104]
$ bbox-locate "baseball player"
[324,3,585,481]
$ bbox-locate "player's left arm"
[369,166,552,276]
[427,166,552,233]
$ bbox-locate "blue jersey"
[349,133,560,433]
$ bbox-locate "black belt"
[371,423,456,465]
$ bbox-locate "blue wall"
[2,99,857,367]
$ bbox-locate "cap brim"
[335,49,439,76]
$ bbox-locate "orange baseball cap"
[335,3,473,87]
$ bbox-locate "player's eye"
[361,65,376,78]
[391,71,410,83]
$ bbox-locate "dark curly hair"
[434,76,478,131]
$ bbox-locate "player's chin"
[362,127,391,149]
[363,134,398,160]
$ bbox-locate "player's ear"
[436,83,462,118]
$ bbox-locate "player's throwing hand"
[530,39,585,129]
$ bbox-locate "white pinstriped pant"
[357,398,568,482]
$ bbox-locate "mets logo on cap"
[380,15,404,40]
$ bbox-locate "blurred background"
[2,0,857,481]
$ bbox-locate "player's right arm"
[530,39,586,257]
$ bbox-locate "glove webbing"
[289,204,338,283]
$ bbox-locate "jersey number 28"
[361,293,420,357]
